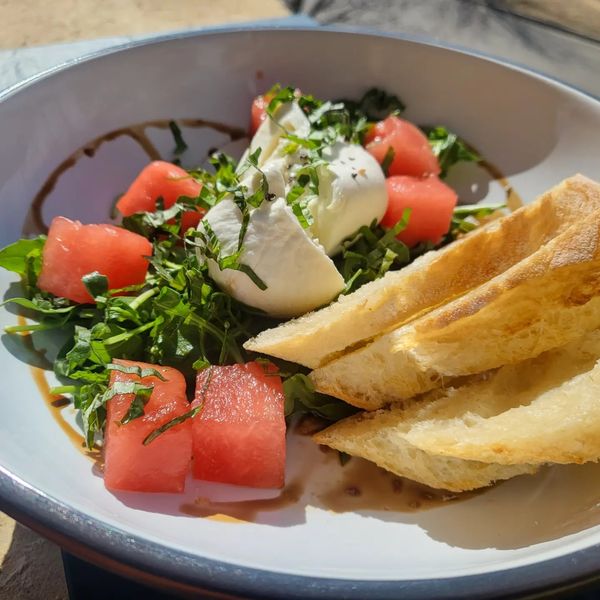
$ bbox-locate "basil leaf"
[106,362,167,381]
[82,272,109,299]
[381,146,395,176]
[120,383,154,425]
[142,405,202,445]
[168,120,188,156]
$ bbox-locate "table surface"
[1,1,600,598]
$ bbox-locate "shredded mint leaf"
[336,211,411,295]
[142,405,201,445]
[453,203,506,218]
[143,367,212,445]
[168,120,188,156]
[106,362,167,381]
[82,272,109,299]
[119,382,154,425]
[381,146,395,176]
[265,84,298,116]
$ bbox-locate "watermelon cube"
[115,160,203,230]
[104,359,192,493]
[37,217,152,303]
[191,362,286,489]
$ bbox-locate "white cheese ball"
[309,142,388,255]
[199,198,345,318]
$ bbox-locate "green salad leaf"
[426,126,481,178]
[451,202,506,235]
[283,373,359,421]
[0,236,46,296]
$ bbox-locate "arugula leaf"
[1,296,76,315]
[0,236,46,296]
[0,237,45,274]
[283,373,359,421]
[426,126,480,178]
[451,203,506,236]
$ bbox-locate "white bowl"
[2,26,600,599]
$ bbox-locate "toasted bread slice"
[405,332,600,465]
[313,397,537,493]
[245,175,600,369]
[314,332,600,491]
[311,204,600,409]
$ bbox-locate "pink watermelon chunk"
[191,362,286,489]
[104,359,192,493]
[115,160,204,230]
[37,217,152,304]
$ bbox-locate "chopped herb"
[82,272,109,299]
[381,146,395,176]
[143,405,202,445]
[119,383,154,425]
[106,362,167,381]
[425,126,480,178]
[143,367,213,445]
[336,211,411,294]
[450,203,506,236]
[168,120,188,156]
[338,87,405,122]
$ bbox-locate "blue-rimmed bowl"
[2,27,600,599]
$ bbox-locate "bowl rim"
[2,24,600,599]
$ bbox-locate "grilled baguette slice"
[311,204,600,409]
[245,175,600,369]
[314,332,600,491]
[313,397,537,493]
[405,332,600,465]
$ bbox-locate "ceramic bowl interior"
[2,28,600,599]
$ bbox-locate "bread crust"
[245,175,600,369]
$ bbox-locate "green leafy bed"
[0,86,498,448]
